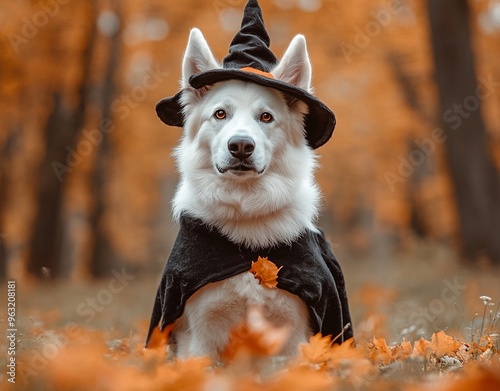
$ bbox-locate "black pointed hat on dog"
[156,0,336,149]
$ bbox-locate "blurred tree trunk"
[27,3,98,278]
[388,52,435,239]
[89,1,123,277]
[427,0,500,264]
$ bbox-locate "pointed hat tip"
[223,0,276,70]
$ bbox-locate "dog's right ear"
[181,28,219,89]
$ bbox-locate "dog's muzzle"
[215,136,265,175]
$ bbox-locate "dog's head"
[177,29,314,180]
[172,29,321,237]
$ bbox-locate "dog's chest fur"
[172,273,311,358]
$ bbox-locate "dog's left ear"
[272,35,312,93]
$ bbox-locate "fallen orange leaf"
[221,305,290,362]
[300,336,371,386]
[299,333,333,366]
[328,338,365,367]
[367,337,392,366]
[412,337,431,359]
[391,339,413,361]
[430,331,462,358]
[249,256,282,289]
[146,323,175,349]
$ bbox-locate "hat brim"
[156,90,184,128]
[156,69,336,149]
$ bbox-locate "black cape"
[146,215,352,346]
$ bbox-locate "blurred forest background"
[1,0,500,282]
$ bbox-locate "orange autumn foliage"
[249,256,282,289]
[368,337,413,365]
[2,0,500,282]
[10,321,500,391]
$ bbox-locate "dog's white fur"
[170,28,321,359]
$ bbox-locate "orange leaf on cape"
[249,256,282,288]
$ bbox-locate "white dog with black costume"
[146,0,352,360]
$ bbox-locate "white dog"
[146,0,352,360]
[171,29,317,358]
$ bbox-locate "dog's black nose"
[228,136,255,160]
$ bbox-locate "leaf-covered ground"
[6,314,500,391]
[4,252,500,390]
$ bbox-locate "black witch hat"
[156,0,336,149]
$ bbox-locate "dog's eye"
[214,109,226,120]
[260,112,273,123]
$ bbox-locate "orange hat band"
[240,67,275,79]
